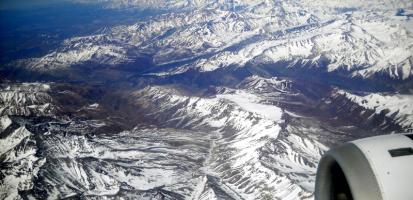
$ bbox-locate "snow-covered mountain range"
[1,75,410,199]
[13,0,413,80]
[1,0,413,200]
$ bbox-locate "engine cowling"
[315,134,413,200]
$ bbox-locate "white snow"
[0,127,31,155]
[0,83,54,116]
[338,90,413,129]
[217,90,283,121]
[132,86,326,200]
[18,0,413,79]
[0,115,12,132]
[0,127,46,200]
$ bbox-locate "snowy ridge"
[237,75,294,93]
[0,83,53,200]
[14,0,413,80]
[27,44,131,70]
[336,90,413,129]
[1,113,214,199]
[0,127,46,200]
[35,127,211,199]
[132,85,327,199]
[0,78,402,199]
[0,83,55,116]
[216,90,283,120]
[74,0,196,10]
[2,0,413,199]
[0,115,12,132]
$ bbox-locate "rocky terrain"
[1,0,412,199]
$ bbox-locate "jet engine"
[315,134,413,200]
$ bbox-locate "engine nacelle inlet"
[315,134,413,200]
